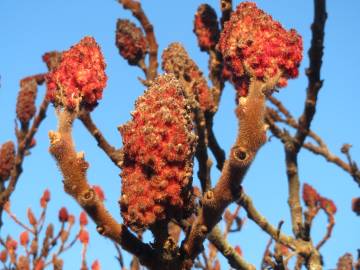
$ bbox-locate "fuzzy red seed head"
[352,197,360,216]
[119,74,197,232]
[19,231,29,246]
[58,207,69,223]
[16,77,37,126]
[79,211,88,226]
[93,185,105,201]
[116,19,148,65]
[302,183,320,208]
[218,2,302,96]
[46,36,107,111]
[162,42,215,112]
[0,141,15,182]
[91,260,101,270]
[320,197,337,215]
[194,4,220,51]
[79,229,89,245]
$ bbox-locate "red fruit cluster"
[0,141,15,181]
[162,42,214,112]
[193,4,220,51]
[119,74,197,232]
[16,77,38,126]
[116,19,148,65]
[46,36,107,110]
[218,2,302,96]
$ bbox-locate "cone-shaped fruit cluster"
[119,74,197,232]
[193,4,220,52]
[116,19,148,66]
[162,42,214,112]
[218,2,302,96]
[46,36,107,111]
[0,141,15,182]
[16,78,37,126]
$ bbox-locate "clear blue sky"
[0,0,359,269]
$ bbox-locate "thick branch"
[48,110,156,269]
[180,79,268,268]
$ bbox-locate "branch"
[294,0,327,152]
[48,110,157,270]
[180,79,269,268]
[220,0,233,30]
[119,0,158,81]
[78,111,123,167]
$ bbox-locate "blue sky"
[0,0,359,269]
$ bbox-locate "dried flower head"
[0,141,15,181]
[119,74,197,232]
[46,36,107,111]
[116,19,148,65]
[16,77,38,126]
[162,42,214,112]
[302,183,320,208]
[218,2,302,96]
[352,197,360,216]
[193,4,220,51]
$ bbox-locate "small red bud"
[91,260,101,270]
[19,231,29,246]
[27,208,37,226]
[58,207,69,223]
[79,229,89,245]
[93,185,105,201]
[79,211,88,226]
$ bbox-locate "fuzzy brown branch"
[48,110,157,270]
[78,111,123,168]
[180,79,269,268]
[119,0,158,81]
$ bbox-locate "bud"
[79,229,89,245]
[115,19,147,65]
[218,2,302,96]
[336,253,353,270]
[0,250,7,263]
[34,259,45,270]
[235,245,243,256]
[27,208,37,226]
[119,74,197,232]
[162,42,214,112]
[91,260,101,270]
[0,141,15,181]
[319,197,337,215]
[79,211,88,226]
[19,231,29,246]
[17,255,30,270]
[193,4,220,51]
[46,36,107,111]
[40,189,51,208]
[5,238,17,251]
[302,183,319,208]
[16,77,37,126]
[58,207,69,223]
